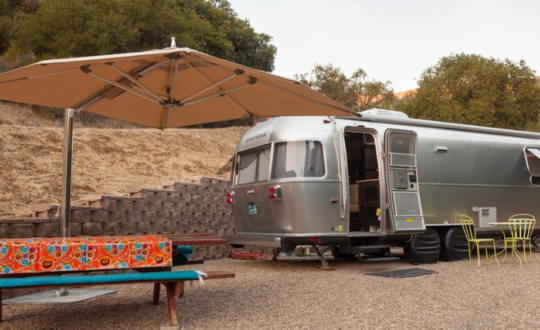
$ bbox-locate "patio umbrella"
[0,47,353,127]
[0,46,356,237]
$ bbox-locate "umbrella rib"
[82,68,162,105]
[180,58,253,117]
[180,72,241,104]
[185,53,305,86]
[0,68,81,84]
[108,64,163,102]
[74,97,102,112]
[224,95,251,117]
[296,94,355,114]
[258,81,353,114]
[180,58,213,84]
[138,59,172,77]
[182,83,252,107]
[183,54,232,74]
[27,68,81,79]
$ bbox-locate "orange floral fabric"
[0,235,172,274]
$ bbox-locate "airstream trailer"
[225,109,540,266]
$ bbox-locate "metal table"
[489,222,527,267]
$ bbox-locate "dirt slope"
[0,124,248,217]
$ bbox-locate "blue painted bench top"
[0,270,200,289]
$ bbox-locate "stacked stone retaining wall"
[0,176,273,298]
[0,177,260,259]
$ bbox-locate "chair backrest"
[459,215,477,240]
[508,214,536,240]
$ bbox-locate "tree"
[397,53,540,130]
[0,0,277,127]
[296,63,395,111]
[1,0,276,72]
[0,0,39,71]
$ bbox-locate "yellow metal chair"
[459,215,500,267]
[504,214,536,267]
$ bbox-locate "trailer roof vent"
[360,109,409,118]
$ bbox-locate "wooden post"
[166,282,178,326]
[152,283,160,305]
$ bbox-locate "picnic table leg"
[152,283,161,305]
[166,282,178,327]
[174,281,184,298]
[1,289,3,323]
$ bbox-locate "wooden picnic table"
[0,233,234,326]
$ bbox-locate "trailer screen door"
[384,129,425,233]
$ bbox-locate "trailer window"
[236,146,271,184]
[390,136,413,154]
[388,132,417,167]
[525,148,540,175]
[272,141,325,178]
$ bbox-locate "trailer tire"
[439,227,469,262]
[330,246,356,259]
[404,228,440,264]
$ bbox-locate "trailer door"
[384,129,426,233]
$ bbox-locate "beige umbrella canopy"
[0,47,356,238]
[0,47,354,128]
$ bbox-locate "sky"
[227,0,540,92]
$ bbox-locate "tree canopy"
[0,0,276,72]
[397,53,540,130]
[296,63,395,112]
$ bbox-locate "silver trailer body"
[226,110,540,261]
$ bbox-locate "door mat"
[366,268,438,278]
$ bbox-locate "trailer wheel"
[330,246,356,259]
[439,227,469,262]
[404,228,440,264]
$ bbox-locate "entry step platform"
[358,256,401,263]
[350,244,400,262]
[351,245,392,254]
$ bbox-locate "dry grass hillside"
[0,103,249,217]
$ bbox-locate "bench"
[165,233,228,246]
[0,270,235,327]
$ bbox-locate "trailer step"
[358,256,401,263]
[350,245,391,254]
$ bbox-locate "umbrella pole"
[57,108,75,297]
[60,108,75,239]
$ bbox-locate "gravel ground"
[2,250,539,330]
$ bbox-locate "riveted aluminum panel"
[232,185,277,232]
[231,181,342,235]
